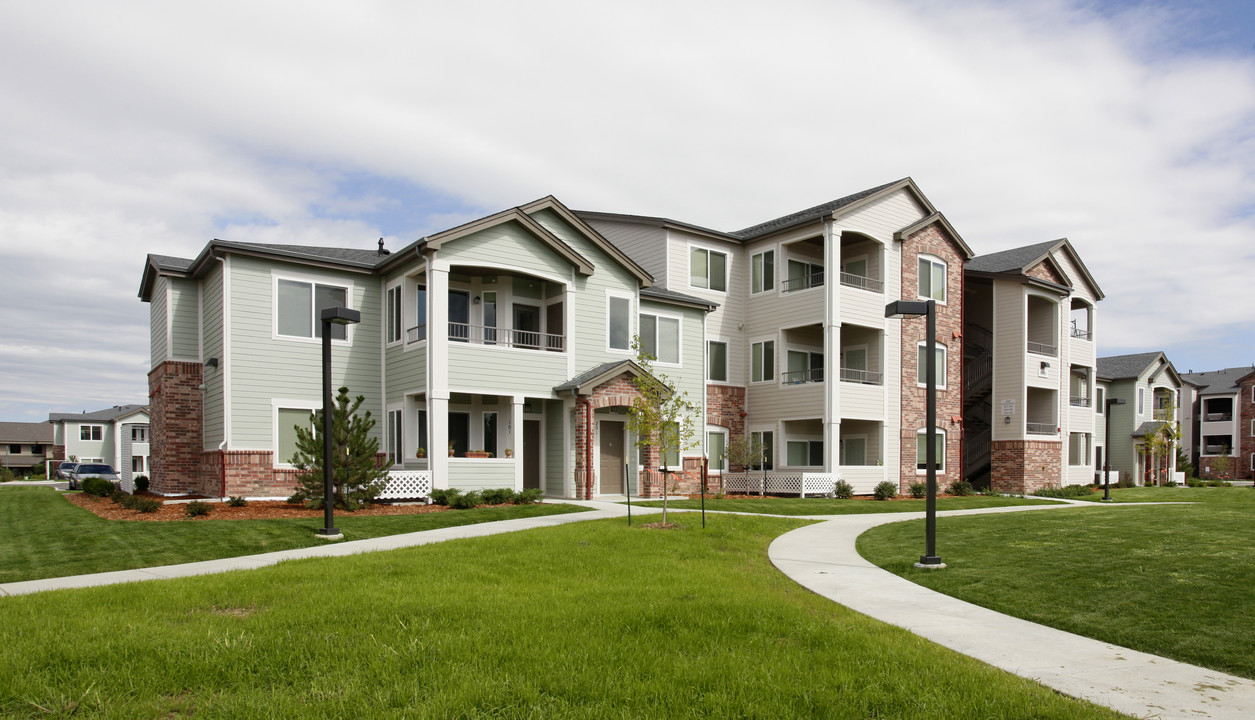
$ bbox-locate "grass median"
[0,514,1122,718]
[0,486,588,584]
[632,494,1057,516]
[858,486,1255,678]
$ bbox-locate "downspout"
[581,395,595,499]
[219,439,227,499]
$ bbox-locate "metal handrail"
[1070,327,1092,340]
[839,368,883,385]
[1204,413,1232,422]
[839,272,883,293]
[1069,396,1091,407]
[782,272,825,293]
[782,368,824,384]
[1027,341,1058,357]
[406,324,427,343]
[444,322,565,351]
[1026,422,1055,435]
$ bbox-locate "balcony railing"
[839,368,883,385]
[1153,409,1172,420]
[782,272,825,293]
[1069,396,1091,407]
[782,368,824,385]
[1204,444,1230,455]
[1027,340,1058,357]
[839,272,883,293]
[1070,327,1092,340]
[1204,412,1232,422]
[408,323,563,351]
[1026,422,1055,435]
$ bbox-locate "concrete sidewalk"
[769,504,1255,720]
[0,500,652,597]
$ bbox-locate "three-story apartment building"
[1095,352,1183,486]
[1180,366,1255,480]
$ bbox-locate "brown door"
[599,420,625,494]
[523,419,541,490]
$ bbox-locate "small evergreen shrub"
[1032,484,1094,498]
[429,488,456,506]
[946,480,976,497]
[513,488,544,504]
[480,488,515,505]
[1116,477,1136,489]
[832,479,854,499]
[82,477,115,497]
[185,501,212,517]
[1185,477,1204,488]
[873,481,898,501]
[134,475,149,492]
[908,482,927,499]
[110,488,129,504]
[134,498,160,513]
[450,490,482,510]
[227,496,248,507]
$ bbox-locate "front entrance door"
[599,420,625,494]
[523,419,541,490]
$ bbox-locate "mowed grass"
[858,486,1255,678]
[1067,485,1248,503]
[0,516,1123,719]
[0,486,587,583]
[634,494,1057,515]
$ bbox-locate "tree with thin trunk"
[626,337,698,526]
[726,433,766,496]
[288,387,389,511]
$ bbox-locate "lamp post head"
[885,300,931,319]
[320,306,361,326]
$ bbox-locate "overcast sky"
[1,0,1252,422]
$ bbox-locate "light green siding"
[169,277,200,359]
[150,276,168,369]
[639,298,707,432]
[227,255,382,451]
[545,400,565,496]
[439,221,572,281]
[201,262,225,450]
[385,344,425,404]
[447,345,568,396]
[448,462,515,490]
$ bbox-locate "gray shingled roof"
[148,254,194,273]
[640,286,718,310]
[554,361,642,394]
[223,242,387,269]
[1096,352,1165,381]
[965,239,1062,274]
[1181,366,1255,394]
[1131,420,1170,438]
[731,179,905,240]
[0,422,54,443]
[48,404,149,424]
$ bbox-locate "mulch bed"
[65,491,449,522]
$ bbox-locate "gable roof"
[640,286,718,311]
[554,360,661,396]
[0,422,54,443]
[1096,352,1178,384]
[573,210,739,243]
[967,238,1105,300]
[518,197,653,287]
[731,179,910,239]
[1181,366,1255,394]
[48,404,149,424]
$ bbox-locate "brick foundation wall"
[898,224,965,492]
[706,384,747,469]
[52,445,66,462]
[148,361,204,495]
[991,440,1063,494]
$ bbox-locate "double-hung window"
[607,295,631,351]
[751,250,774,293]
[131,427,148,442]
[751,341,775,382]
[79,425,102,441]
[750,431,774,470]
[918,256,946,303]
[690,247,727,292]
[640,313,680,364]
[277,278,349,339]
[707,341,728,382]
[386,285,402,344]
[916,343,947,389]
[916,429,946,472]
[387,409,403,465]
[706,428,727,471]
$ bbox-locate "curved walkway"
[768,502,1255,720]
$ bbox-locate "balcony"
[1204,444,1230,454]
[839,272,883,293]
[1069,396,1091,408]
[782,368,824,385]
[839,368,883,385]
[1027,422,1055,435]
[1027,340,1058,357]
[1205,412,1232,422]
[782,271,824,293]
[408,323,564,351]
[1070,327,1092,340]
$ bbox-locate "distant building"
[0,422,55,476]
[1180,366,1255,480]
[48,405,150,489]
[1095,352,1183,486]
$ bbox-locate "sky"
[0,0,1252,422]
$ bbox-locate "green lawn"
[0,515,1122,719]
[634,494,1057,516]
[858,486,1255,679]
[1067,485,1249,503]
[0,486,588,583]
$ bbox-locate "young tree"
[288,386,389,511]
[1142,398,1180,486]
[725,433,766,496]
[625,338,699,526]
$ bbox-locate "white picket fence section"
[379,470,433,501]
[720,472,838,497]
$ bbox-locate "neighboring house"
[1095,352,1183,486]
[141,180,982,499]
[47,405,150,489]
[1179,366,1255,480]
[0,422,54,476]
[962,238,1105,493]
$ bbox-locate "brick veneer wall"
[991,440,1062,494]
[52,445,65,462]
[1229,375,1255,480]
[706,384,746,468]
[899,224,965,492]
[574,374,644,500]
[148,361,204,495]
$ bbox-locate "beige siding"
[585,219,667,284]
[749,382,825,420]
[666,229,746,389]
[835,192,927,240]
[991,280,1026,442]
[150,276,168,368]
[201,262,225,450]
[839,383,885,420]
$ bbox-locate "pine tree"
[287,387,389,511]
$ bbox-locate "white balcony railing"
[1027,341,1058,357]
[839,272,883,293]
[782,368,824,385]
[407,323,564,351]
[839,368,883,385]
[1069,396,1091,408]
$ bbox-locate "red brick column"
[148,361,203,495]
[1239,375,1255,480]
[991,440,1063,494]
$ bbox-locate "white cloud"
[0,0,1252,420]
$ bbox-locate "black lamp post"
[886,299,943,568]
[1102,397,1126,502]
[317,305,361,539]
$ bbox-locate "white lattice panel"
[379,470,433,501]
[719,472,836,497]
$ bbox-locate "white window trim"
[688,243,729,294]
[750,338,776,384]
[386,404,404,467]
[271,271,355,346]
[272,399,320,469]
[841,252,869,276]
[1137,387,1145,416]
[385,282,403,346]
[916,342,948,390]
[79,424,104,442]
[917,254,948,305]
[707,339,730,384]
[405,277,428,351]
[749,428,775,470]
[1250,418,1254,437]
[750,248,775,295]
[916,428,947,474]
[638,309,683,366]
[605,290,634,354]
[785,438,823,469]
[1250,452,1254,472]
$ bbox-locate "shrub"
[513,488,544,504]
[133,497,160,513]
[946,480,976,497]
[1116,477,1136,489]
[480,488,515,505]
[1032,484,1094,498]
[82,477,115,497]
[450,490,482,510]
[110,488,129,504]
[429,488,456,506]
[907,482,928,499]
[185,501,212,518]
[1185,477,1204,488]
[832,479,854,500]
[873,481,898,501]
[134,475,149,492]
[227,496,248,507]
[0,466,16,483]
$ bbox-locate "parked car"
[56,461,79,481]
[70,463,119,490]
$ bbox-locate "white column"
[428,257,450,489]
[823,220,841,472]
[512,396,525,490]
